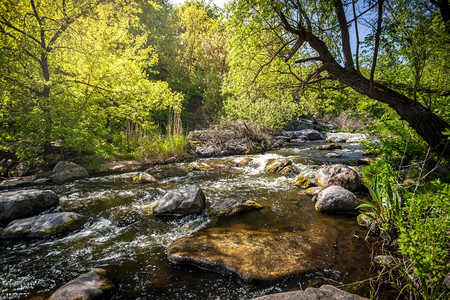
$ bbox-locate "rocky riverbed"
[0,119,375,299]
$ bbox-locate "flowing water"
[0,141,373,299]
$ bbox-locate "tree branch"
[335,0,354,70]
[284,38,304,62]
[370,0,384,92]
[295,56,322,64]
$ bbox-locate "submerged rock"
[251,285,368,299]
[167,226,339,283]
[51,161,88,184]
[1,212,84,238]
[49,268,114,300]
[315,164,360,191]
[153,185,206,216]
[132,172,157,183]
[0,189,59,225]
[205,198,263,218]
[315,186,359,213]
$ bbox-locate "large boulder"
[0,189,59,225]
[48,268,114,300]
[205,198,263,218]
[315,186,359,213]
[168,225,340,283]
[315,164,360,191]
[153,185,206,216]
[250,285,368,300]
[1,212,84,238]
[51,161,88,184]
[187,123,273,157]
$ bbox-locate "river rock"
[315,186,359,213]
[234,157,253,167]
[306,186,325,196]
[265,158,293,173]
[0,189,59,225]
[51,161,88,184]
[324,132,368,143]
[168,225,339,283]
[1,212,84,238]
[205,198,263,218]
[282,129,323,141]
[132,172,157,183]
[283,118,323,131]
[315,164,360,191]
[153,185,206,216]
[0,175,51,189]
[317,143,342,150]
[356,213,375,227]
[373,255,393,268]
[295,175,314,188]
[187,124,272,157]
[98,160,149,173]
[48,268,114,300]
[190,161,229,171]
[251,285,368,300]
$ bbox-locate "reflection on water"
[0,142,372,299]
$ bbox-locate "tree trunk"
[328,65,449,156]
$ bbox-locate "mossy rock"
[264,158,292,173]
[294,175,314,188]
[132,172,157,183]
[245,146,262,155]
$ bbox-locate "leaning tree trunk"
[328,65,450,157]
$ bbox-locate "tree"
[226,0,449,156]
[0,0,182,159]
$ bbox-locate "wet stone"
[250,284,369,300]
[49,268,114,300]
[167,226,339,283]
[153,185,206,216]
[205,198,263,218]
[51,161,88,184]
[0,189,59,225]
[1,212,84,238]
[315,186,359,214]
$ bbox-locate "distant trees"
[0,0,182,159]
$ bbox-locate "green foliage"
[0,0,183,161]
[357,167,402,232]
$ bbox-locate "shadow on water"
[0,142,373,299]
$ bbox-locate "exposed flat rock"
[265,158,293,173]
[153,185,206,216]
[167,226,338,283]
[251,285,368,300]
[1,212,84,238]
[132,172,157,183]
[0,189,59,225]
[49,268,114,300]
